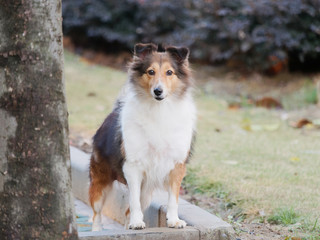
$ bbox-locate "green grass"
[282,80,318,109]
[268,208,300,225]
[183,167,229,200]
[64,51,126,135]
[300,218,320,240]
[268,211,320,239]
[65,50,320,237]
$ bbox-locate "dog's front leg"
[123,162,145,230]
[167,163,187,228]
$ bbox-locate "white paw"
[167,219,187,229]
[92,223,102,231]
[129,221,146,230]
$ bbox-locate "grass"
[65,50,320,238]
[64,51,126,136]
[302,218,320,240]
[182,166,229,200]
[267,209,320,239]
[268,208,300,225]
[282,80,318,109]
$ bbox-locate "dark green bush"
[62,0,139,51]
[62,0,320,71]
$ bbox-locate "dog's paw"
[129,221,146,230]
[167,219,187,229]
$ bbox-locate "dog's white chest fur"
[121,91,196,188]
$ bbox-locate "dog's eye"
[147,70,155,75]
[166,70,173,76]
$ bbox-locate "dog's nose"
[153,87,163,96]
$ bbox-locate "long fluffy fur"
[89,43,196,231]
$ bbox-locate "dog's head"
[129,43,191,101]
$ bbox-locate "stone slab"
[79,227,199,240]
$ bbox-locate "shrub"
[62,0,320,71]
[62,0,139,51]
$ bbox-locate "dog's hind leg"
[90,184,111,231]
[89,155,113,231]
[167,163,187,228]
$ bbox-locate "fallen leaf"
[228,102,241,110]
[266,54,288,75]
[241,118,251,131]
[305,123,316,129]
[254,97,283,109]
[290,157,300,162]
[290,119,312,128]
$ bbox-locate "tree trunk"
[0,1,78,239]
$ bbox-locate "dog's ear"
[134,43,157,59]
[166,46,189,64]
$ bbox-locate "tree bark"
[0,1,78,239]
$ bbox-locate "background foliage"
[62,0,320,71]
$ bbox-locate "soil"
[181,194,300,240]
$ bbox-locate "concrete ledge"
[79,227,199,240]
[70,147,90,203]
[146,192,235,240]
[70,146,235,240]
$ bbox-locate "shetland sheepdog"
[89,43,196,231]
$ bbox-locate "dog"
[89,43,196,231]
